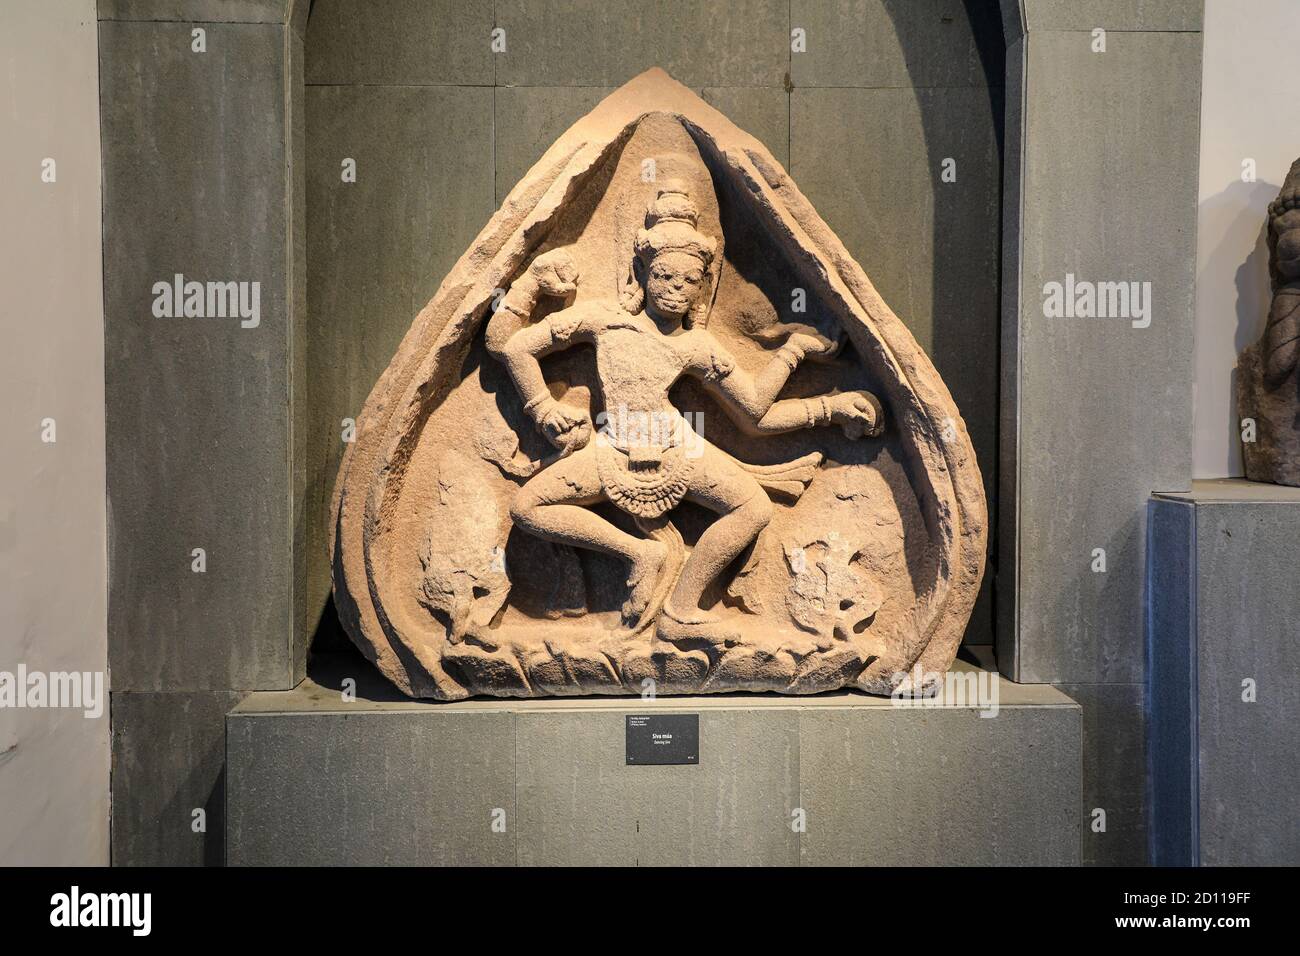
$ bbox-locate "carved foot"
[621,539,668,628]
[657,604,741,648]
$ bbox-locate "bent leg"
[512,446,667,626]
[511,447,642,561]
[667,446,773,619]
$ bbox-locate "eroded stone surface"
[330,70,986,699]
[1240,158,1300,487]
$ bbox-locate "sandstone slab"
[330,70,987,699]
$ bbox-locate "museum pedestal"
[226,650,1081,866]
[1149,479,1300,866]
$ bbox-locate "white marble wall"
[0,0,109,866]
[1193,0,1300,479]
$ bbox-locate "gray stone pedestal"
[227,651,1081,866]
[1149,479,1300,865]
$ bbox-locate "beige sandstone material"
[330,69,987,699]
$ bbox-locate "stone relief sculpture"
[1239,158,1300,486]
[330,70,987,699]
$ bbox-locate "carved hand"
[783,330,838,363]
[829,389,884,439]
[534,398,591,452]
[528,248,580,297]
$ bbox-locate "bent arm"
[488,300,599,419]
[485,246,580,357]
[484,272,542,358]
[753,396,837,434]
[713,391,847,436]
[495,321,558,417]
[698,337,883,438]
[700,336,817,433]
[715,352,800,418]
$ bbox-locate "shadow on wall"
[881,0,1005,645]
[1196,178,1278,476]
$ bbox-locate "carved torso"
[557,301,731,428]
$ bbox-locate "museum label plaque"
[626,714,699,765]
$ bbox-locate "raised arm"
[752,391,884,438]
[705,332,824,418]
[485,248,579,356]
[697,332,884,439]
[484,249,596,450]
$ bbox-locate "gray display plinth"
[226,651,1081,866]
[1149,479,1300,866]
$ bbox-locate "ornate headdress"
[633,180,717,267]
[623,180,718,326]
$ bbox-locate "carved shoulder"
[547,299,620,345]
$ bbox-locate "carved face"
[644,250,707,320]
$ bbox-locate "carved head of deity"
[627,180,717,327]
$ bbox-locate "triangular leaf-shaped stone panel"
[331,69,986,700]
